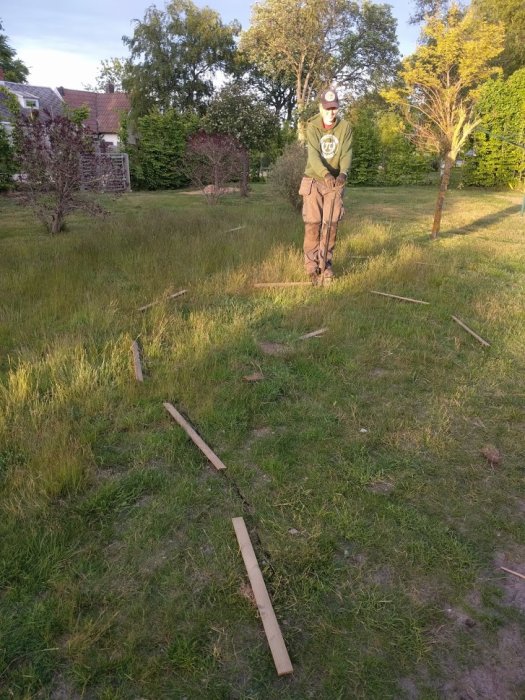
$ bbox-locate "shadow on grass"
[440,205,521,238]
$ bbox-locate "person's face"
[320,104,338,125]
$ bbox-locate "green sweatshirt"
[304,114,353,180]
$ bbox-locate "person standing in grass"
[299,88,352,285]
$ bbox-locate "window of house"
[24,98,39,109]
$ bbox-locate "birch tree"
[384,5,504,238]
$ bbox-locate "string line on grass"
[137,289,187,312]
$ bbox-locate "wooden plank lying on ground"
[137,289,187,312]
[298,328,328,340]
[254,282,311,288]
[451,315,491,347]
[163,402,226,471]
[231,517,293,677]
[131,341,144,382]
[500,566,525,581]
[370,290,430,305]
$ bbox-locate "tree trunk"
[51,208,64,234]
[431,153,454,239]
[240,151,249,197]
[296,97,307,143]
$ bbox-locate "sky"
[1,0,420,90]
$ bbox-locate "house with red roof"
[58,84,130,149]
[0,73,131,191]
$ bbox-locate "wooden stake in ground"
[451,316,491,347]
[231,517,293,676]
[131,341,144,382]
[370,291,430,305]
[253,282,311,288]
[163,402,226,471]
[137,289,187,312]
[298,328,328,340]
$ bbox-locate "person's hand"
[324,173,336,189]
[335,173,347,187]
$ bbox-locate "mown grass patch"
[0,184,524,698]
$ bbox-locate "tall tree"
[83,57,127,93]
[384,5,504,238]
[232,54,296,121]
[408,0,457,24]
[0,20,29,83]
[240,0,399,141]
[471,0,525,76]
[123,0,240,116]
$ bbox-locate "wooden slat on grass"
[254,282,311,288]
[163,402,226,471]
[131,341,143,382]
[500,566,525,581]
[298,328,328,340]
[137,289,187,312]
[370,290,430,305]
[451,316,491,347]
[232,517,293,677]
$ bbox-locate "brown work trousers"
[299,176,345,274]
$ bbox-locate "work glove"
[335,173,347,187]
[324,173,336,189]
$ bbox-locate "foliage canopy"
[471,0,525,76]
[240,0,399,138]
[123,0,239,117]
[0,19,29,83]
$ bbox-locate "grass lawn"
[0,183,524,699]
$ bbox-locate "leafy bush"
[349,105,432,186]
[126,109,200,190]
[463,68,525,189]
[348,106,382,186]
[376,112,434,185]
[0,124,15,191]
[267,141,306,211]
[13,111,114,234]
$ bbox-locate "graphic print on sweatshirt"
[320,134,339,159]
